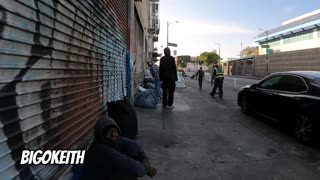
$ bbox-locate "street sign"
[168,42,178,47]
[266,49,273,54]
[261,45,270,48]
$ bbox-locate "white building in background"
[255,9,320,55]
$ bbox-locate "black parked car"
[237,71,320,143]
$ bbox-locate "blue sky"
[158,0,320,59]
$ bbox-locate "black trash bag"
[134,89,158,108]
[107,99,138,139]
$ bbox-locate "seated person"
[81,116,156,179]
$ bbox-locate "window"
[258,75,281,90]
[276,75,307,93]
[283,30,314,44]
[261,39,280,48]
[314,77,320,85]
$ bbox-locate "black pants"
[161,80,175,107]
[210,78,224,98]
[198,77,203,89]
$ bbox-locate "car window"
[258,75,281,90]
[314,78,320,85]
[277,75,307,92]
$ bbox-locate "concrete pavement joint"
[214,156,289,164]
[205,146,224,180]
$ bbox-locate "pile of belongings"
[134,85,158,108]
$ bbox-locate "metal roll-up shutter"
[0,0,128,179]
[132,11,144,89]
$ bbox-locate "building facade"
[0,0,159,179]
[255,9,320,55]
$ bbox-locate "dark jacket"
[82,116,148,180]
[159,55,178,82]
[197,69,204,79]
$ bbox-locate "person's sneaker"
[162,105,168,109]
[209,93,214,97]
[167,105,175,109]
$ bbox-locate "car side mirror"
[251,83,258,89]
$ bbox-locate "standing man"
[196,67,205,90]
[159,47,178,109]
[209,64,224,99]
[149,61,161,99]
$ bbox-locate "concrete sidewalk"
[135,92,222,180]
[135,81,320,180]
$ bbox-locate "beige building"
[255,9,320,55]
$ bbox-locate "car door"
[255,75,282,116]
[271,75,309,121]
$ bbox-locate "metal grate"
[0,0,129,179]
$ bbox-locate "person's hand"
[143,158,151,168]
[147,166,157,177]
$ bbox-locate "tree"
[177,55,191,68]
[241,46,259,56]
[199,52,220,66]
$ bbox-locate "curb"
[227,75,261,80]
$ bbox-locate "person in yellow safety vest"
[209,64,224,99]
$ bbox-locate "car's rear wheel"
[295,114,313,143]
[240,95,250,114]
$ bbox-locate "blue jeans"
[155,79,161,97]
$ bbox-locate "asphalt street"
[136,76,320,180]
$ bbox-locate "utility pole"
[266,30,269,75]
[240,41,243,58]
[216,43,221,58]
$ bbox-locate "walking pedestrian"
[209,64,224,99]
[196,67,205,90]
[159,47,178,109]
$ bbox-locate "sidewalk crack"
[205,146,224,180]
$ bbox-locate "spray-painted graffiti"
[0,0,128,178]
